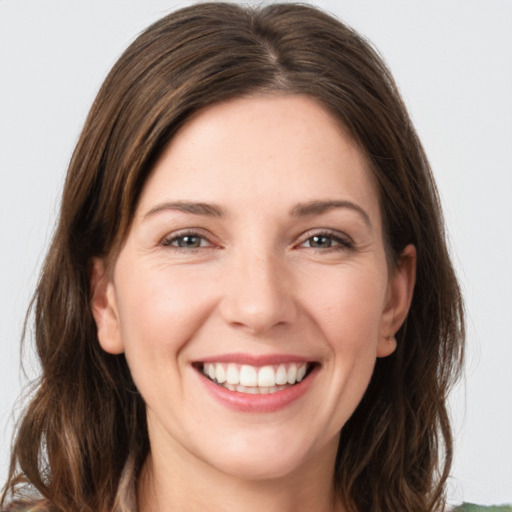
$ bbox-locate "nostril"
[219,295,297,335]
[218,261,298,334]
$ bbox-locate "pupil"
[312,235,331,248]
[179,236,200,248]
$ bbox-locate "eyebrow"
[143,199,372,228]
[290,200,372,228]
[143,201,225,219]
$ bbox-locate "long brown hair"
[1,3,464,511]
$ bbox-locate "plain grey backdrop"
[1,0,511,505]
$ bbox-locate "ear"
[90,257,125,354]
[377,244,417,358]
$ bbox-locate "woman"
[1,2,470,511]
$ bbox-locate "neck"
[137,436,344,512]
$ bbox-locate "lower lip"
[198,366,318,413]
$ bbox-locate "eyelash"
[160,229,354,252]
[160,230,214,250]
[297,230,354,252]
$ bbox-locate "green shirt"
[453,505,512,512]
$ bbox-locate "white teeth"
[215,363,226,383]
[275,364,288,385]
[239,365,258,387]
[226,364,239,385]
[287,364,297,384]
[257,366,276,387]
[235,384,288,394]
[238,385,258,394]
[202,361,311,393]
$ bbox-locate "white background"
[1,0,511,505]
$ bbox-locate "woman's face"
[92,95,414,482]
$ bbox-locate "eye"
[161,232,212,249]
[300,231,353,250]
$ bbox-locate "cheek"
[303,262,388,352]
[113,262,217,383]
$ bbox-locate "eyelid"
[160,228,218,249]
[158,227,354,251]
[296,228,354,249]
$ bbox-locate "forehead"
[136,94,381,225]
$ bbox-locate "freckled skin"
[92,95,415,512]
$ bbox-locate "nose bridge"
[220,240,295,334]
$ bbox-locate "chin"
[208,448,308,482]
[197,427,334,482]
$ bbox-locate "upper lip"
[195,353,316,366]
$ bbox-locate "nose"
[219,250,297,335]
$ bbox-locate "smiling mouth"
[198,362,314,395]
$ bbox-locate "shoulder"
[451,504,512,512]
